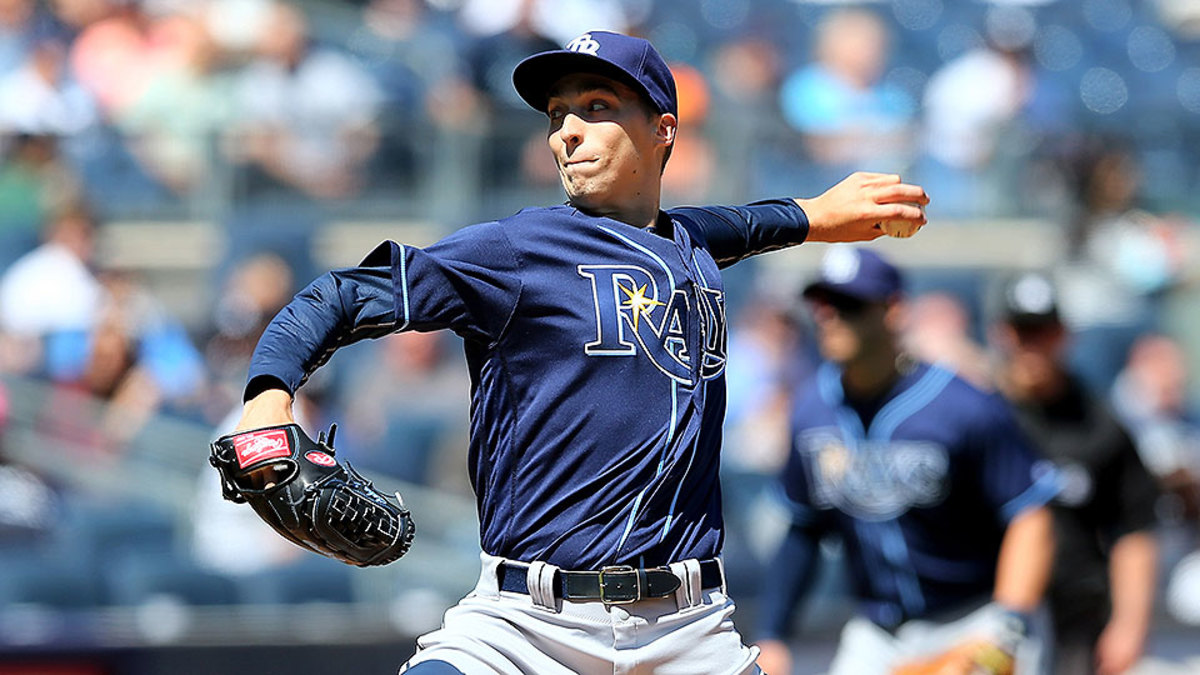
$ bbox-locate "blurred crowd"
[0,0,1197,659]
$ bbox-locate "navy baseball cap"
[997,271,1060,325]
[803,248,904,303]
[512,31,678,117]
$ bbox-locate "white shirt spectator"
[0,41,97,137]
[0,241,101,336]
[922,47,1026,169]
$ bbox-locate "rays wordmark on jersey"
[799,430,950,521]
[578,263,726,385]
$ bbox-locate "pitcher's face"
[545,74,671,215]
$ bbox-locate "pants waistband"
[497,558,723,605]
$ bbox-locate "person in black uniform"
[991,271,1160,675]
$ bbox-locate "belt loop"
[669,559,703,608]
[715,557,727,594]
[526,560,558,611]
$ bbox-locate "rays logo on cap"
[822,248,862,284]
[565,33,601,55]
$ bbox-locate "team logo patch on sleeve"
[232,428,292,468]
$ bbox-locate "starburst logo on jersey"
[618,281,664,330]
[800,430,949,521]
[578,262,726,385]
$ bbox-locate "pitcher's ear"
[657,112,678,147]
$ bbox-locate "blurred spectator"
[720,297,810,586]
[0,0,49,76]
[917,5,1069,218]
[348,0,462,115]
[902,290,992,390]
[661,62,715,205]
[723,298,808,476]
[463,0,556,112]
[463,0,558,189]
[202,251,295,422]
[0,133,84,268]
[48,0,118,36]
[0,377,59,544]
[709,35,787,199]
[61,0,197,210]
[1110,334,1200,580]
[39,270,207,448]
[0,36,97,138]
[0,459,57,543]
[346,0,468,182]
[1054,136,1190,395]
[991,271,1160,675]
[711,36,781,111]
[456,0,628,47]
[777,7,915,184]
[224,0,384,201]
[1155,0,1200,39]
[67,0,167,121]
[0,202,100,374]
[333,330,470,491]
[116,9,234,196]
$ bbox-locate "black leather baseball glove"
[209,423,415,567]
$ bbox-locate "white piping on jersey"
[397,243,411,331]
[1001,466,1060,522]
[597,225,678,301]
[598,225,682,554]
[690,249,711,286]
[868,366,955,441]
[619,370,680,551]
[658,247,718,541]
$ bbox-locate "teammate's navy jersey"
[773,361,1059,629]
[246,200,809,570]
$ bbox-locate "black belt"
[497,559,722,604]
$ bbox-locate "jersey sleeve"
[668,199,809,268]
[1103,424,1161,540]
[755,519,824,641]
[969,393,1061,523]
[245,221,522,398]
[756,430,830,640]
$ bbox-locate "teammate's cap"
[512,31,678,117]
[802,247,904,303]
[998,271,1060,325]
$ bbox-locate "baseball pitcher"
[218,31,929,674]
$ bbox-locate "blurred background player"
[755,247,1058,675]
[990,271,1160,675]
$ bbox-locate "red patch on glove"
[305,451,336,467]
[233,428,291,468]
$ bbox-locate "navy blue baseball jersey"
[246,200,809,570]
[759,361,1059,635]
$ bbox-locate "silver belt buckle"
[597,565,640,604]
